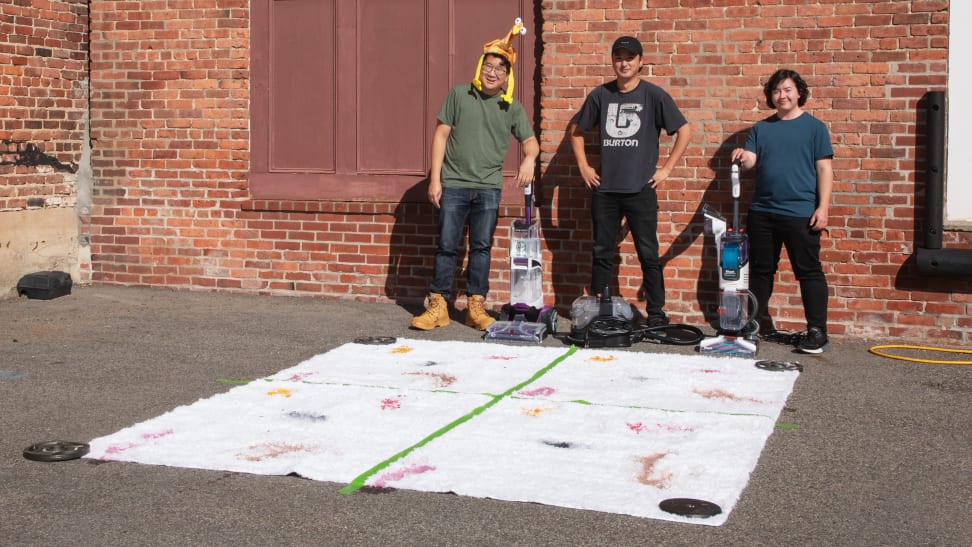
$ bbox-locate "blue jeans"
[430,186,501,300]
[746,209,828,332]
[591,186,666,318]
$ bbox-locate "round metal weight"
[755,360,804,372]
[658,498,722,518]
[353,336,397,345]
[23,440,90,462]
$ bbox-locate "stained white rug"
[86,338,799,526]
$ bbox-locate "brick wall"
[87,1,971,344]
[88,0,251,287]
[0,0,88,211]
[539,0,969,343]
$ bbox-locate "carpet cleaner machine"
[565,285,704,348]
[484,182,558,344]
[698,163,759,357]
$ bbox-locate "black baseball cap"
[611,36,643,56]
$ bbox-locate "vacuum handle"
[731,163,740,199]
[524,179,533,225]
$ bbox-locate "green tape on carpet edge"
[339,345,578,495]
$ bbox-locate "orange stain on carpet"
[521,406,553,416]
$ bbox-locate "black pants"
[591,186,665,318]
[746,209,828,332]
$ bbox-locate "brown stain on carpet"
[635,452,672,489]
[238,442,314,462]
[693,388,762,404]
[404,371,457,388]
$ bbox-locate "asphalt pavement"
[1,286,969,546]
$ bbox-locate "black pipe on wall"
[922,91,945,250]
[915,91,972,277]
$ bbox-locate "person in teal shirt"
[732,68,834,354]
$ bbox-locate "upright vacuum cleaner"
[699,163,759,357]
[484,181,558,344]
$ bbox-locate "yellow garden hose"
[868,344,972,365]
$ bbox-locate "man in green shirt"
[412,20,539,331]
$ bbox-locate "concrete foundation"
[0,207,80,298]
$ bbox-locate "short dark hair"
[764,69,809,108]
[484,52,510,71]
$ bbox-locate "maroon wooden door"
[251,0,537,202]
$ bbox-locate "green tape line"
[215,378,250,385]
[339,345,578,494]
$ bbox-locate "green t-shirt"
[437,83,534,189]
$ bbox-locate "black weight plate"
[353,336,397,345]
[658,497,722,518]
[755,360,804,372]
[23,440,90,462]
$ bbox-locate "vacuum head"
[484,320,547,345]
[699,334,758,358]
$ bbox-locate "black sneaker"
[797,327,828,354]
[647,314,669,328]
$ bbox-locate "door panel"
[357,1,427,175]
[268,0,335,172]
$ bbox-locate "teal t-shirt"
[437,84,534,189]
[745,112,833,217]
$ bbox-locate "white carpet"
[86,338,800,526]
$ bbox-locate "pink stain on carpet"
[287,372,314,381]
[373,464,436,488]
[142,429,174,440]
[381,397,401,410]
[518,386,555,397]
[104,429,175,456]
[627,422,695,434]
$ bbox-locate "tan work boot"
[464,294,496,330]
[410,293,450,330]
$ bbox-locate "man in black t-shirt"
[569,36,692,327]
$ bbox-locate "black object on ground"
[17,271,73,300]
[755,360,804,372]
[353,336,397,345]
[658,498,723,518]
[23,440,90,462]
